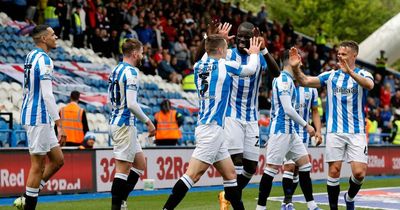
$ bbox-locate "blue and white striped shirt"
[318,68,373,134]
[269,71,297,134]
[294,86,318,142]
[194,54,258,126]
[108,62,139,126]
[225,48,267,122]
[21,48,54,125]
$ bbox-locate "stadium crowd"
[1,0,400,144]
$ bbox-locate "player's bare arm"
[338,57,374,90]
[254,27,280,78]
[290,47,321,88]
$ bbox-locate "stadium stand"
[0,0,399,148]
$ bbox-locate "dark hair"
[238,22,255,31]
[339,40,359,54]
[122,38,143,56]
[205,34,226,55]
[282,49,290,66]
[31,25,50,41]
[70,90,80,101]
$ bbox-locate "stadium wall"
[1,146,399,197]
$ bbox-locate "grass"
[1,178,399,210]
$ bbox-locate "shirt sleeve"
[40,79,60,121]
[312,88,318,107]
[359,69,374,81]
[279,92,307,127]
[39,55,53,81]
[225,54,258,76]
[317,70,333,87]
[125,69,149,123]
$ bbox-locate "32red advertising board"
[0,149,95,197]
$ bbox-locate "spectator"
[282,18,295,39]
[182,71,196,92]
[370,73,382,98]
[384,74,396,95]
[391,89,400,111]
[256,5,268,25]
[314,27,327,58]
[391,110,400,145]
[71,5,84,48]
[380,83,391,108]
[174,35,190,72]
[380,105,392,143]
[141,43,157,75]
[79,132,96,149]
[154,100,183,146]
[44,0,61,36]
[158,52,182,84]
[59,91,89,146]
[125,6,138,29]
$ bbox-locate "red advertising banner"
[0,150,95,197]
[367,147,400,175]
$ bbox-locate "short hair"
[238,22,255,31]
[122,38,143,56]
[205,34,226,55]
[282,50,290,66]
[70,90,80,101]
[31,24,50,43]
[339,40,359,54]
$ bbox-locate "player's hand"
[217,22,235,41]
[306,124,315,137]
[146,120,156,137]
[207,18,220,35]
[289,47,302,68]
[57,127,67,146]
[314,131,322,146]
[338,56,353,75]
[244,37,262,55]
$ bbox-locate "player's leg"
[163,157,210,210]
[24,154,46,210]
[163,124,220,210]
[325,133,346,210]
[41,124,64,191]
[122,127,145,203]
[344,134,368,209]
[291,134,319,210]
[110,125,136,210]
[224,117,245,181]
[240,121,260,191]
[257,134,288,210]
[282,162,296,205]
[22,125,58,210]
[214,157,244,210]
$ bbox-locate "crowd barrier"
[1,146,400,197]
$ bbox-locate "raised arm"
[255,33,279,77]
[225,37,261,76]
[194,20,221,62]
[289,47,321,88]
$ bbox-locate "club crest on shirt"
[304,92,311,100]
[281,82,290,91]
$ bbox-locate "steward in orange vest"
[154,100,184,146]
[59,91,89,146]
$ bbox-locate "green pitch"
[1,178,399,210]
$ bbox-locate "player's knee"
[231,153,243,166]
[187,169,207,183]
[352,170,366,180]
[328,165,341,177]
[243,159,258,175]
[54,157,64,170]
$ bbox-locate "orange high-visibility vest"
[60,102,84,144]
[155,110,182,140]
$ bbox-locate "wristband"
[261,48,269,55]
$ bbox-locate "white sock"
[307,200,317,209]
[346,193,354,202]
[39,180,46,191]
[256,205,266,210]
